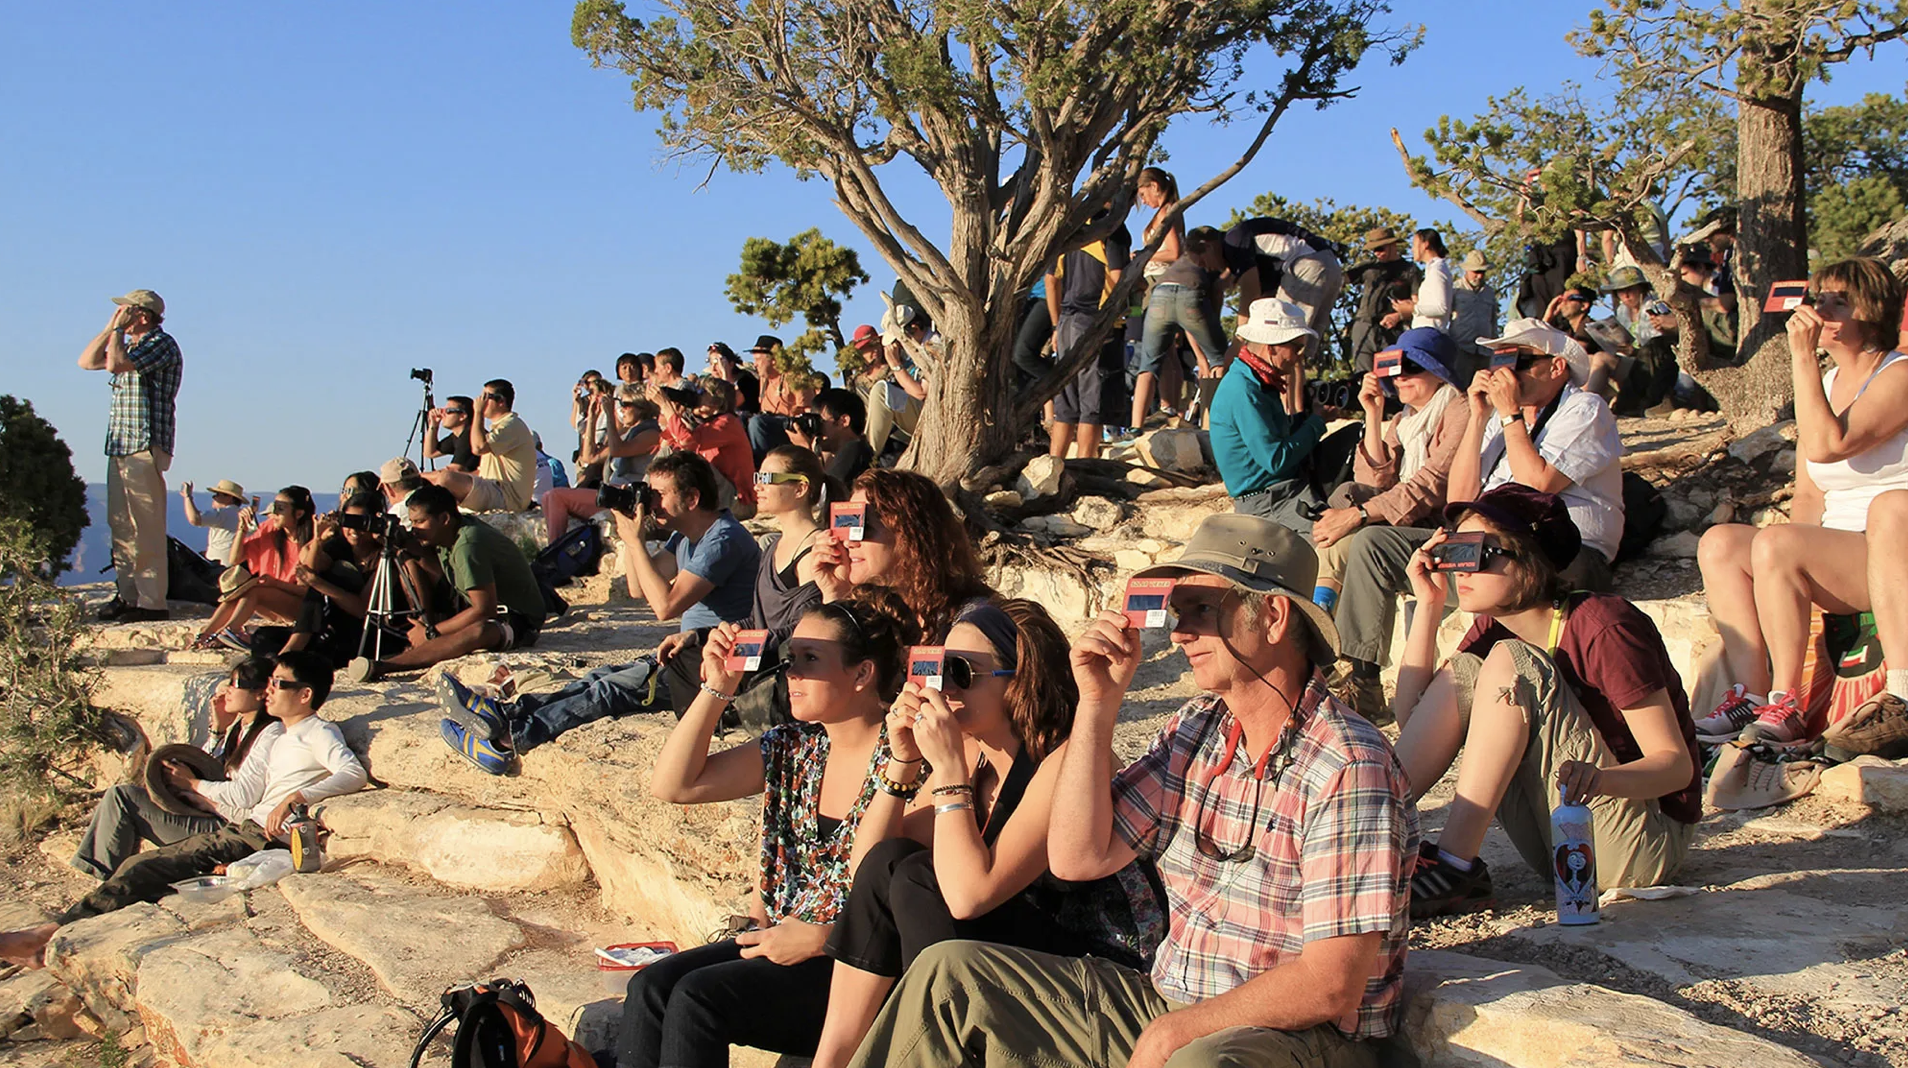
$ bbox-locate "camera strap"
[1482,388,1565,484]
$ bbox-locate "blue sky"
[4,1,1899,495]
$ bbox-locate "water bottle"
[1551,784,1599,925]
[285,804,324,873]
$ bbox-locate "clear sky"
[4,1,1898,495]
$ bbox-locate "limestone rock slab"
[1819,756,1908,814]
[45,903,189,1033]
[185,1004,422,1068]
[133,926,333,1062]
[277,871,526,1001]
[316,790,591,892]
[1406,949,1817,1067]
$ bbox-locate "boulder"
[982,489,1023,510]
[991,563,1102,625]
[1726,420,1796,464]
[315,790,592,892]
[1014,455,1068,502]
[1124,468,1173,491]
[1818,756,1908,814]
[1071,496,1126,530]
[1647,531,1700,559]
[0,971,80,1040]
[277,870,527,1001]
[1135,428,1209,475]
[1021,515,1092,537]
[1405,950,1818,1067]
[46,904,190,1033]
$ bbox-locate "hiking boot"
[344,657,383,684]
[1348,673,1393,727]
[1410,849,1494,920]
[118,606,170,623]
[438,672,510,745]
[1823,692,1908,761]
[96,597,131,622]
[1694,684,1761,744]
[1740,693,1808,745]
[440,718,514,776]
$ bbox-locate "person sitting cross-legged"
[842,513,1418,1068]
[424,379,538,513]
[0,652,365,969]
[1391,487,1701,918]
[344,483,545,684]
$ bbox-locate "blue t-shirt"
[665,511,761,631]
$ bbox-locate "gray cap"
[1135,513,1339,663]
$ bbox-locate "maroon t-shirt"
[1459,592,1703,824]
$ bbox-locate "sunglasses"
[482,392,503,401]
[266,676,309,692]
[753,471,809,486]
[1190,716,1297,862]
[444,407,470,416]
[616,400,640,408]
[270,501,295,514]
[941,654,1015,691]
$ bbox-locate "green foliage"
[0,518,108,814]
[0,396,89,579]
[724,229,869,375]
[1805,85,1908,257]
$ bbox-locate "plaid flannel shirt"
[1111,674,1419,1040]
[105,328,182,457]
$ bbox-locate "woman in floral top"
[615,599,912,1068]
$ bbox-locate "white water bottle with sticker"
[1551,784,1598,925]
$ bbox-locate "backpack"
[166,537,224,605]
[1614,472,1668,565]
[532,523,603,589]
[409,979,595,1068]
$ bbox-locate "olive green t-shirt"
[438,517,545,619]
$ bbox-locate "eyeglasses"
[1190,716,1297,862]
[942,654,1015,691]
[753,471,809,486]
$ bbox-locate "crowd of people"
[33,176,1908,1067]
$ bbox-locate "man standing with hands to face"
[844,514,1417,1068]
[80,290,182,622]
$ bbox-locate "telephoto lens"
[597,483,658,517]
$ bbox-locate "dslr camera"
[334,509,406,544]
[597,482,660,518]
[791,411,825,441]
[410,368,433,385]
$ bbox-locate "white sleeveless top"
[1809,350,1908,532]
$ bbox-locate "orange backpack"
[409,978,595,1068]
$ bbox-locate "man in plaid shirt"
[79,289,182,622]
[846,515,1418,1068]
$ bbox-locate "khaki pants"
[1448,641,1695,889]
[845,941,1379,1068]
[107,448,170,609]
[1278,249,1345,353]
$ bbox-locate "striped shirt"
[1111,676,1418,1040]
[105,328,183,457]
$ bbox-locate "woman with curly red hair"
[809,468,996,641]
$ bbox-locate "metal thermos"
[1551,784,1599,925]
[286,804,323,873]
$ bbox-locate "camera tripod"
[355,532,434,662]
[401,375,436,472]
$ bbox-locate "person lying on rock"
[436,447,823,771]
[611,601,910,1068]
[807,600,1164,1068]
[0,652,365,969]
[843,513,1419,1068]
[1391,486,1701,919]
[1696,258,1908,749]
[343,482,546,685]
[70,656,283,880]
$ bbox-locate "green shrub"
[0,517,108,818]
[0,395,90,578]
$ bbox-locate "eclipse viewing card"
[908,646,946,691]
[1763,280,1810,313]
[1123,578,1177,628]
[830,502,867,543]
[1373,350,1404,378]
[726,629,771,673]
[1429,531,1487,572]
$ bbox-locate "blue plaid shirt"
[105,328,183,457]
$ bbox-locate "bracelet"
[930,783,974,797]
[876,764,922,798]
[934,801,974,816]
[699,682,735,704]
[889,755,924,766]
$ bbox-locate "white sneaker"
[1694,684,1761,744]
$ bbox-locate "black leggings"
[825,837,1087,978]
[615,940,832,1068]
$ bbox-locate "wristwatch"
[1499,412,1523,429]
[1354,502,1369,523]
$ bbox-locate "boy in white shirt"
[0,651,365,968]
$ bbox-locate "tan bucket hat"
[1364,227,1404,252]
[1134,513,1339,663]
[216,565,261,605]
[208,479,246,501]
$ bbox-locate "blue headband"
[954,602,1020,672]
